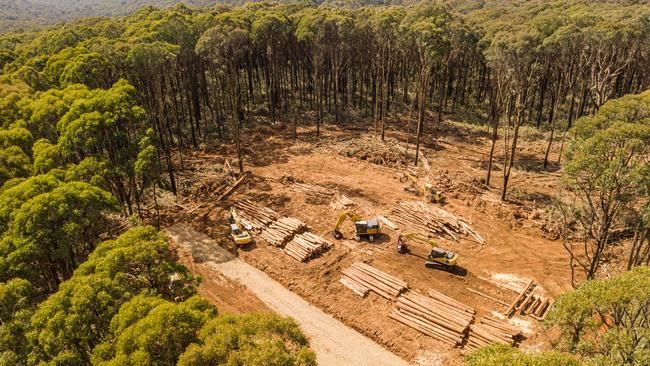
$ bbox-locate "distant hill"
[0,0,219,33]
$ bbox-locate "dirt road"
[166,224,409,366]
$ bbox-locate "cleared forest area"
[0,1,649,365]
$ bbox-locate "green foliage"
[178,312,317,366]
[91,295,216,365]
[546,267,650,365]
[0,278,36,366]
[561,90,650,279]
[0,146,31,186]
[0,172,62,234]
[466,344,582,366]
[0,181,119,288]
[26,226,199,365]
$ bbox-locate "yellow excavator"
[399,173,444,203]
[230,208,252,246]
[333,210,382,241]
[397,232,458,268]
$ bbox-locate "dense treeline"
[3,0,649,211]
[0,1,649,365]
[0,226,315,365]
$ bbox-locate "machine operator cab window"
[230,224,241,235]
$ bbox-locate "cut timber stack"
[259,217,308,247]
[466,316,522,350]
[340,262,407,300]
[329,194,356,210]
[389,290,475,346]
[389,201,484,244]
[233,199,278,231]
[290,182,333,198]
[283,232,332,262]
[503,280,552,319]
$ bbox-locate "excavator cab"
[230,208,252,246]
[333,211,382,241]
[428,247,458,267]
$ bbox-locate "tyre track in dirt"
[166,223,409,366]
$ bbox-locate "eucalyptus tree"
[400,2,453,165]
[196,13,252,173]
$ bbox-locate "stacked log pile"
[465,316,522,350]
[340,262,407,300]
[233,199,278,231]
[290,183,333,198]
[503,280,552,319]
[259,217,308,247]
[283,232,332,262]
[389,290,475,345]
[329,194,356,210]
[388,201,485,244]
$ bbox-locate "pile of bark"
[290,182,333,198]
[504,280,551,319]
[389,201,485,244]
[389,290,475,346]
[259,217,309,247]
[233,199,278,231]
[465,316,522,350]
[340,262,408,300]
[283,232,332,262]
[329,194,356,210]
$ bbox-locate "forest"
[0,0,649,365]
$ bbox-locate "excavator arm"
[333,211,362,238]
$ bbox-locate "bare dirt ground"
[158,118,574,365]
[167,223,409,366]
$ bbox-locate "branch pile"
[465,316,522,350]
[340,262,408,300]
[259,217,308,247]
[329,194,356,210]
[388,201,484,244]
[233,199,278,231]
[389,290,475,345]
[283,232,332,262]
[290,182,333,198]
[331,136,411,168]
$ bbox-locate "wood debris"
[329,193,356,210]
[290,182,333,198]
[341,262,408,300]
[377,215,398,230]
[389,290,475,346]
[260,217,308,247]
[233,200,278,231]
[283,232,332,262]
[504,280,552,319]
[388,201,484,244]
[466,287,509,307]
[465,315,522,350]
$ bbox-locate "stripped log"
[505,280,536,317]
[283,232,332,262]
[260,217,308,247]
[388,201,484,244]
[466,287,509,307]
[377,215,398,230]
[290,182,333,198]
[390,290,475,346]
[340,262,407,300]
[216,171,249,201]
[233,199,278,231]
[329,194,356,210]
[339,277,369,297]
[465,316,522,350]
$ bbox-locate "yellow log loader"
[230,208,252,246]
[333,210,382,241]
[399,173,444,203]
[397,232,458,268]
